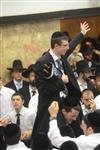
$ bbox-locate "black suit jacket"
[32,32,84,134]
[5,80,29,92]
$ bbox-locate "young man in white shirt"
[48,101,100,150]
[1,92,35,142]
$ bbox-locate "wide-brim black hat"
[7,59,26,71]
[22,64,35,78]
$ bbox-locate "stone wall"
[0,19,60,82]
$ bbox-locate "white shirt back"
[0,86,15,118]
[7,141,31,150]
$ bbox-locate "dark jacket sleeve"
[66,32,84,58]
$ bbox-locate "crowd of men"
[0,21,100,150]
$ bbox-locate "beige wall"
[0,19,60,83]
[2,1,100,17]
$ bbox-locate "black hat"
[95,65,100,77]
[7,59,26,71]
[76,60,91,73]
[60,141,78,150]
[87,110,100,128]
[22,64,35,78]
[51,31,67,38]
[61,95,79,108]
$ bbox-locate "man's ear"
[87,126,94,134]
[55,43,59,48]
[62,109,66,115]
[22,100,24,105]
[81,98,84,104]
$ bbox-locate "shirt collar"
[0,86,6,94]
[15,106,24,116]
[77,80,87,87]
[49,49,61,62]
[13,79,23,86]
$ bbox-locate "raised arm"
[48,101,77,148]
[66,21,90,57]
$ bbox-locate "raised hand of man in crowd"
[80,21,91,35]
[48,101,59,118]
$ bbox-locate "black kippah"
[52,31,67,38]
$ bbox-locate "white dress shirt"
[13,80,23,90]
[8,106,35,132]
[94,95,100,109]
[49,50,68,98]
[0,86,15,118]
[77,80,87,92]
[48,120,100,150]
[6,141,31,150]
[49,49,64,73]
[28,89,39,118]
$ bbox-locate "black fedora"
[22,64,35,78]
[7,59,26,71]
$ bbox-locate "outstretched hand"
[48,101,59,118]
[80,21,90,35]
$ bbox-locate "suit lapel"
[45,51,55,64]
[11,80,18,92]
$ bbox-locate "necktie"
[16,113,20,126]
[56,59,63,71]
[32,90,36,97]
[16,83,22,91]
[55,59,63,78]
[56,59,68,97]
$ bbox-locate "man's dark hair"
[94,144,100,150]
[60,140,78,150]
[63,105,81,113]
[11,92,24,101]
[83,111,100,133]
[51,31,68,49]
[4,123,21,145]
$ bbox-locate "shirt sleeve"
[48,119,78,148]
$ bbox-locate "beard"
[29,80,36,87]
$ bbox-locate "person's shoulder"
[5,80,13,86]
[14,141,31,150]
[36,50,50,63]
[95,95,100,101]
[23,106,35,115]
[8,109,15,117]
[23,80,29,86]
[3,86,15,94]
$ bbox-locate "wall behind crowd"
[0,19,59,83]
[60,16,100,37]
